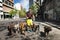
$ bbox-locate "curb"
[35,21,60,30]
[45,23,60,30]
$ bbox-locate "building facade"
[36,0,44,20]
[3,0,14,18]
[29,0,33,7]
[0,0,14,19]
[43,0,60,21]
[0,0,3,19]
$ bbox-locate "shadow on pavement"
[0,38,1,40]
[5,32,12,36]
[0,26,7,31]
[40,31,46,37]
[21,36,31,40]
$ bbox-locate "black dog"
[32,24,39,32]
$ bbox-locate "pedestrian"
[26,8,34,19]
[26,8,33,28]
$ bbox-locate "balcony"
[0,3,2,6]
[3,3,14,9]
[3,0,14,9]
[0,0,2,2]
[0,7,3,10]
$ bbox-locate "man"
[26,9,33,27]
[26,9,33,19]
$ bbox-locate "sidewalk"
[0,18,12,21]
[36,19,60,29]
[34,21,60,40]
[0,18,26,21]
[44,22,60,29]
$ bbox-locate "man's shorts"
[26,19,33,26]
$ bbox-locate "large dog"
[19,22,26,35]
[44,26,52,36]
[7,22,15,36]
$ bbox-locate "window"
[2,0,3,2]
[11,4,13,6]
[0,10,3,14]
[5,1,8,4]
[9,2,11,6]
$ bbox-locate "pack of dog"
[7,21,39,35]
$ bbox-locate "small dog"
[32,24,39,32]
[44,26,52,36]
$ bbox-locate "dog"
[19,22,26,35]
[44,26,52,36]
[7,22,15,36]
[32,24,39,32]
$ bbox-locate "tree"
[9,9,17,17]
[30,2,39,15]
[19,8,26,17]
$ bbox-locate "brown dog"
[19,22,26,35]
[44,26,52,36]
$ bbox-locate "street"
[0,19,60,40]
[0,0,60,40]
